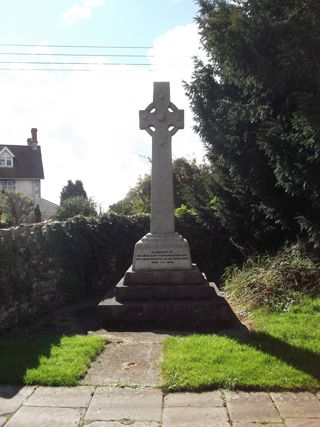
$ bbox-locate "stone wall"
[0,215,149,332]
[0,212,240,332]
[0,226,66,331]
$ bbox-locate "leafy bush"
[0,191,34,225]
[0,212,13,228]
[54,196,97,220]
[224,243,320,311]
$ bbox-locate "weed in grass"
[0,335,106,385]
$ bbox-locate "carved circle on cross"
[167,102,183,137]
[141,102,183,142]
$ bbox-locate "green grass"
[0,334,106,385]
[161,297,320,391]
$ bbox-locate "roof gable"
[0,145,44,179]
[0,146,15,157]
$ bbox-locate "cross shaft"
[139,82,184,234]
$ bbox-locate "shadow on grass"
[0,335,60,393]
[229,331,320,383]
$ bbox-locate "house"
[0,128,58,220]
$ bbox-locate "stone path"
[1,385,320,426]
[82,331,164,387]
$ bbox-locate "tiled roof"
[0,145,44,179]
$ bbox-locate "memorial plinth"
[98,82,238,330]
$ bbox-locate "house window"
[0,156,13,167]
[0,180,15,193]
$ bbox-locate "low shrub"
[224,243,320,311]
[54,196,98,220]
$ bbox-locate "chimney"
[30,128,38,150]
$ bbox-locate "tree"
[109,158,213,215]
[34,204,42,223]
[60,180,87,203]
[186,0,320,248]
[109,174,151,215]
[54,196,97,221]
[0,192,34,225]
[173,158,212,209]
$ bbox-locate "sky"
[0,0,207,210]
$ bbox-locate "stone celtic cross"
[139,82,184,234]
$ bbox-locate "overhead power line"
[0,43,198,72]
[0,61,150,66]
[0,67,93,72]
[0,43,153,49]
[0,67,158,72]
[0,52,194,59]
[0,61,193,67]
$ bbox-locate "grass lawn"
[162,296,320,391]
[0,334,106,386]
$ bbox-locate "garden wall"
[0,212,240,332]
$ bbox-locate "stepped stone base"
[98,290,237,330]
[98,264,239,330]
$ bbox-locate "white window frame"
[0,156,13,167]
[0,147,15,168]
[0,180,16,192]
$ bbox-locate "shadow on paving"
[0,385,26,399]
[227,330,320,384]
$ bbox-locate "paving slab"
[225,391,281,423]
[232,424,284,427]
[0,386,35,416]
[232,423,284,426]
[84,342,162,386]
[4,406,83,427]
[25,386,95,408]
[85,386,162,423]
[162,406,229,426]
[83,331,167,387]
[285,419,320,427]
[164,391,223,407]
[84,422,159,427]
[271,392,320,418]
[0,416,8,427]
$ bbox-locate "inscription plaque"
[133,236,192,270]
[135,249,190,266]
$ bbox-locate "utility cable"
[0,52,193,58]
[0,43,153,49]
[0,61,192,66]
